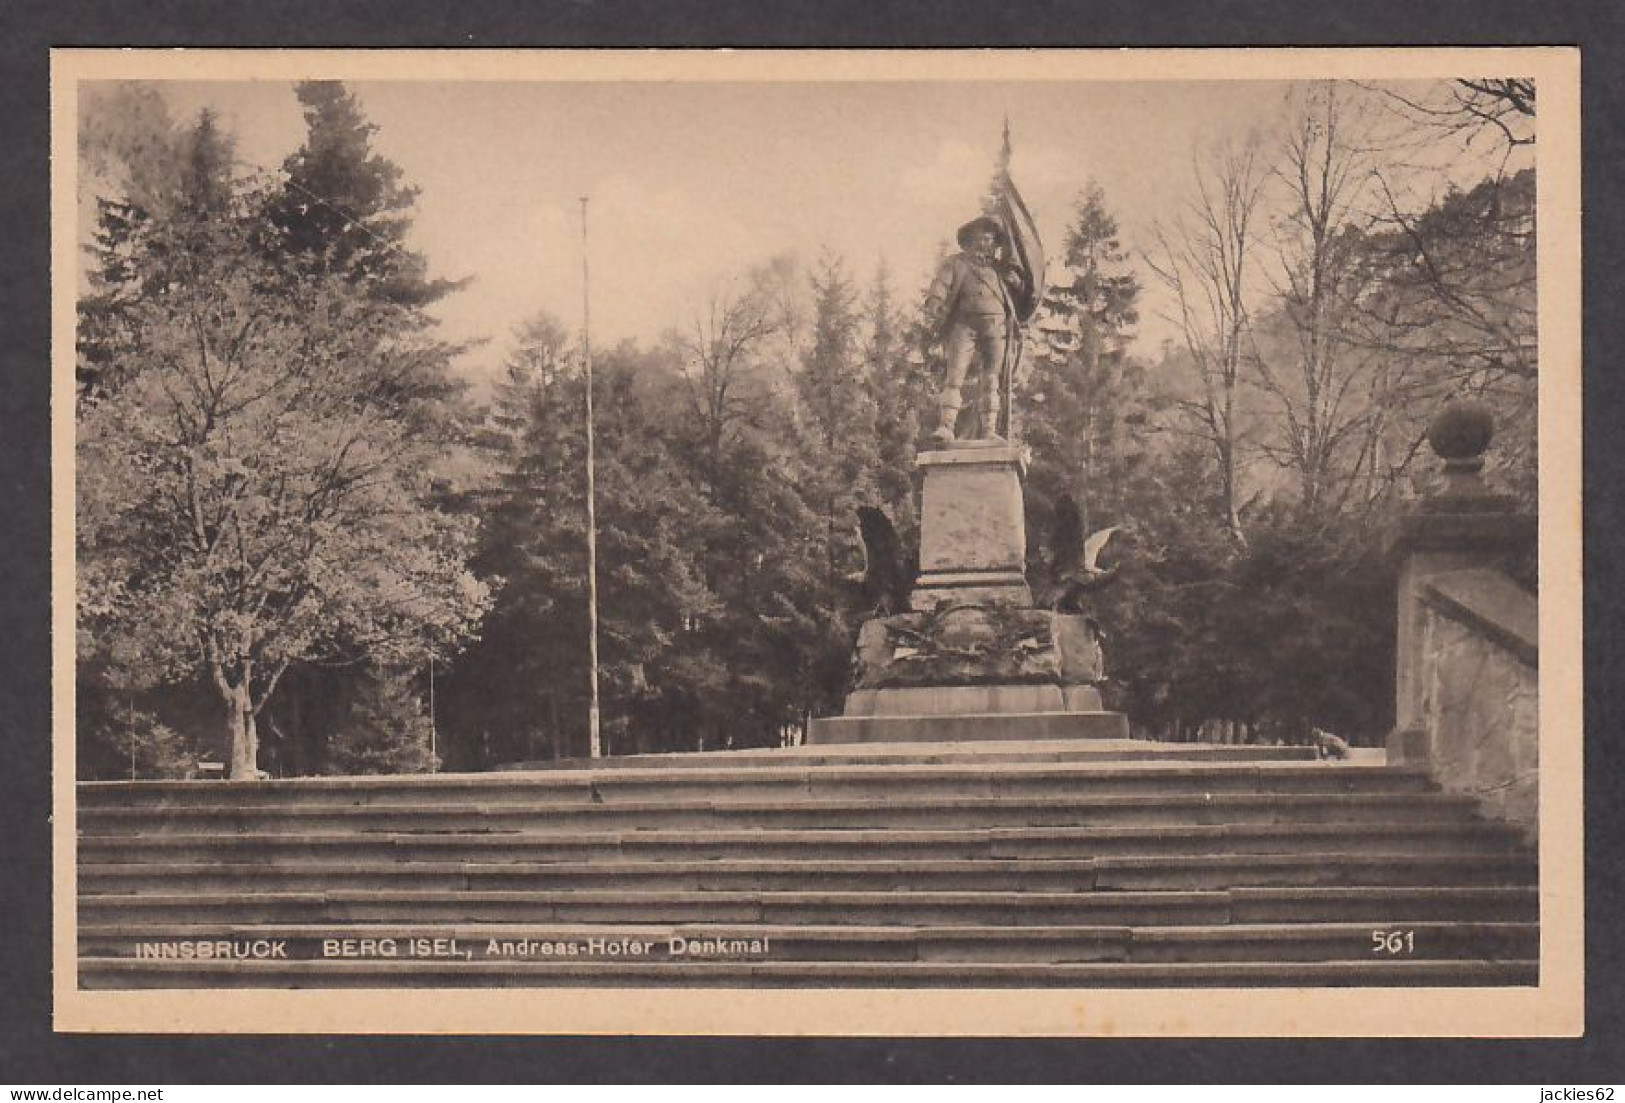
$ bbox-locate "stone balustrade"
[1389,401,1538,836]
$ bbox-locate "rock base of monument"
[816,437,1130,746]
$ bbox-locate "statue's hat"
[956,216,1006,250]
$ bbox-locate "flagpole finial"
[1000,116,1013,174]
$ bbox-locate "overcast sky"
[124,77,1523,385]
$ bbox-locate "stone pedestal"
[910,441,1033,610]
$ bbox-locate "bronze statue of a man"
[924,215,1026,443]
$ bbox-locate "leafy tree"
[77,82,184,215]
[1371,77,1535,154]
[1222,508,1394,741]
[76,670,196,781]
[666,256,801,494]
[1085,439,1243,734]
[1092,445,1394,745]
[77,178,491,779]
[1352,169,1537,500]
[652,257,876,745]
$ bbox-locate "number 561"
[1371,930,1416,955]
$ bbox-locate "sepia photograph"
[50,48,1582,1036]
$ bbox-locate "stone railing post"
[1389,401,1536,766]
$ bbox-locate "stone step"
[76,821,1525,865]
[75,955,1539,989]
[77,853,1536,895]
[1226,885,1539,923]
[500,740,1323,771]
[78,885,1539,927]
[76,920,1537,965]
[71,740,1537,990]
[77,791,1483,835]
[76,762,1433,809]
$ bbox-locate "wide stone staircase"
[75,739,1538,988]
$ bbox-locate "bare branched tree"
[1371,77,1536,154]
[1146,133,1271,544]
[1252,83,1393,518]
[1357,73,1537,385]
[1360,170,1536,382]
[1348,78,1539,497]
[669,256,801,489]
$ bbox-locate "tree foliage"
[436,328,727,763]
[266,81,460,308]
[1017,183,1149,559]
[78,78,1539,770]
[862,261,931,533]
[77,104,490,779]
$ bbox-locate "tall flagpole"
[998,117,1016,440]
[580,197,603,759]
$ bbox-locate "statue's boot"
[931,400,959,444]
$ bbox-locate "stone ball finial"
[1428,400,1495,462]
[1428,399,1495,497]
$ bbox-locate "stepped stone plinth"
[811,439,1126,744]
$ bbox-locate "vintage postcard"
[51,48,1582,1036]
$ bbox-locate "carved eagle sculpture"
[1042,494,1123,614]
[854,505,914,616]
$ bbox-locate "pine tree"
[1016,184,1147,552]
[79,109,241,401]
[325,669,439,775]
[175,108,235,220]
[777,256,891,727]
[795,255,879,582]
[863,261,930,534]
[247,83,485,773]
[437,328,724,763]
[266,81,458,308]
[77,82,183,217]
